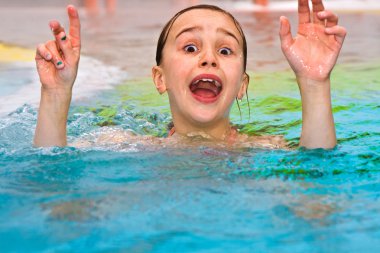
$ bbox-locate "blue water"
[0,68,379,252]
[1,0,380,250]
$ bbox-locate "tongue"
[193,88,216,98]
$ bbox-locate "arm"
[34,5,81,147]
[279,0,346,149]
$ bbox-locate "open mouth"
[189,74,223,103]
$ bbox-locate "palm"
[35,5,81,93]
[36,51,79,90]
[279,0,346,82]
[284,23,340,80]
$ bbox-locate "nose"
[199,49,218,68]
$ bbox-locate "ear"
[152,66,167,94]
[237,73,250,100]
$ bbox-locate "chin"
[187,107,225,126]
[170,94,231,127]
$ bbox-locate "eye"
[218,47,232,55]
[184,44,198,53]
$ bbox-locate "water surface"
[0,0,379,252]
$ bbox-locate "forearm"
[34,89,72,147]
[298,77,336,149]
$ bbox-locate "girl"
[34,0,346,149]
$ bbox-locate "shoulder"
[71,127,162,148]
[237,133,289,149]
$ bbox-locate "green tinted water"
[0,61,379,252]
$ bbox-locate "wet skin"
[34,0,346,149]
[152,9,249,140]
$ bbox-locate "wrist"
[40,88,72,117]
[296,75,330,87]
[41,84,72,94]
[296,76,331,99]
[41,87,72,102]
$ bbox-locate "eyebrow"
[175,26,201,40]
[217,27,241,45]
[175,26,241,45]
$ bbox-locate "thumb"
[279,16,293,51]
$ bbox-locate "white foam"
[0,56,128,116]
[234,0,380,12]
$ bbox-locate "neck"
[172,117,233,141]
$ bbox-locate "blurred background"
[0,3,379,252]
[1,0,380,72]
[0,0,379,113]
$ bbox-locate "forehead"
[168,9,242,40]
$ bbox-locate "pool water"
[1,0,380,252]
[1,59,379,252]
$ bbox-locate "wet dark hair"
[155,4,248,72]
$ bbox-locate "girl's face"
[153,9,248,129]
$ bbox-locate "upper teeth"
[193,78,222,87]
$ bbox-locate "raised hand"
[279,0,346,82]
[35,5,81,93]
[34,5,81,147]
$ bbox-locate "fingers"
[279,16,293,51]
[299,0,342,35]
[298,0,311,24]
[325,26,347,45]
[316,9,345,44]
[311,0,325,25]
[317,10,338,27]
[46,40,65,69]
[49,21,73,61]
[298,0,326,25]
[36,43,52,62]
[49,20,65,36]
[47,5,81,64]
[41,40,65,69]
[35,5,81,83]
[67,5,81,49]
